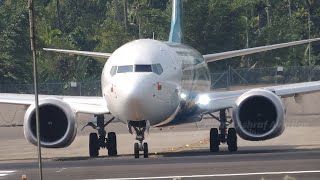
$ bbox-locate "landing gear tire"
[129,120,150,159]
[107,132,117,156]
[210,128,219,152]
[134,142,140,158]
[89,133,99,157]
[143,142,148,158]
[84,115,116,158]
[227,128,238,152]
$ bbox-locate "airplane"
[1,0,320,159]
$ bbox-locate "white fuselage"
[101,39,211,126]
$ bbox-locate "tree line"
[0,0,319,85]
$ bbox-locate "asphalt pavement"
[1,148,320,180]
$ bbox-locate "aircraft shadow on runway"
[158,145,320,157]
[52,145,320,161]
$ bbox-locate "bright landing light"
[198,94,210,105]
[180,93,187,99]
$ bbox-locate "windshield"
[110,64,163,76]
[117,65,133,73]
[135,65,152,72]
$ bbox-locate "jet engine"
[232,89,285,141]
[23,98,77,148]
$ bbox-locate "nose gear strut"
[82,115,118,157]
[128,120,150,158]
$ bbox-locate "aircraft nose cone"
[106,74,179,125]
[113,76,155,120]
[117,77,151,100]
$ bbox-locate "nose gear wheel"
[129,120,149,158]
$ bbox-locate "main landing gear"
[82,115,117,157]
[128,120,149,158]
[208,109,238,152]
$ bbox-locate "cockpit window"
[135,65,152,72]
[110,64,163,76]
[117,65,133,73]
[110,66,117,76]
[152,64,163,75]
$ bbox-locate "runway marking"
[0,170,15,177]
[86,170,320,180]
[56,168,67,173]
[162,138,209,153]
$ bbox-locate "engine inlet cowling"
[23,98,77,148]
[233,89,285,141]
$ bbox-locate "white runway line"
[86,170,320,180]
[56,168,67,173]
[0,170,15,177]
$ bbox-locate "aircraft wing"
[203,38,320,62]
[0,93,109,114]
[196,81,320,113]
[43,48,112,59]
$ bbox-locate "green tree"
[0,1,32,84]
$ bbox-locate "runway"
[0,118,320,180]
[0,92,320,179]
[1,121,320,180]
[1,148,320,180]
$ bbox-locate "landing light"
[198,95,210,105]
[180,93,187,99]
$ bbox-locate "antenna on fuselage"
[169,0,183,43]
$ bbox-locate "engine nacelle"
[23,98,77,148]
[233,89,285,141]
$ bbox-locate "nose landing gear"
[208,109,238,152]
[82,115,118,157]
[128,120,150,158]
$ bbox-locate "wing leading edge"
[197,81,320,113]
[43,48,112,59]
[0,93,109,115]
[203,38,320,63]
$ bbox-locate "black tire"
[143,142,148,158]
[134,143,139,159]
[210,128,219,152]
[227,128,238,152]
[107,132,117,156]
[89,133,99,157]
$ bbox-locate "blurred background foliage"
[0,0,319,84]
